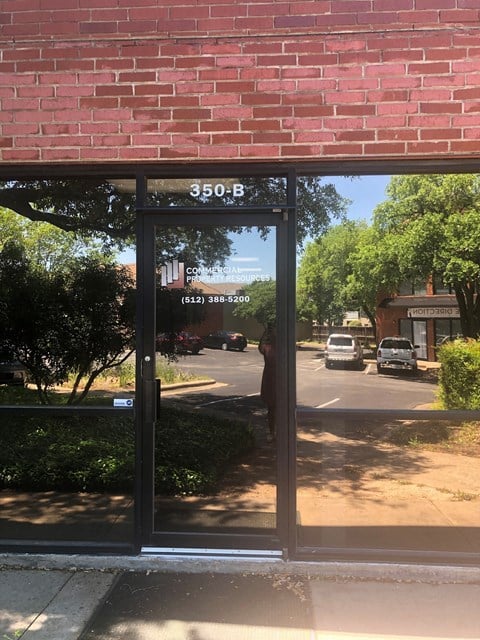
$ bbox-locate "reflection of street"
[170,346,438,410]
[158,349,480,555]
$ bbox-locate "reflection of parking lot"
[171,347,438,411]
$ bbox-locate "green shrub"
[155,405,254,495]
[0,414,135,492]
[437,339,480,409]
[0,406,254,495]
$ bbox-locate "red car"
[156,332,204,355]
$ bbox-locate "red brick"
[321,143,364,156]
[253,106,292,118]
[294,105,340,117]
[421,128,462,140]
[3,123,39,135]
[118,72,156,83]
[440,9,480,22]
[416,0,455,7]
[80,97,119,109]
[211,133,252,145]
[450,140,480,153]
[2,149,41,161]
[121,97,159,109]
[294,131,334,143]
[81,122,119,134]
[464,102,480,114]
[378,129,418,141]
[323,117,365,130]
[326,91,367,105]
[42,148,81,161]
[174,57,213,69]
[336,105,376,116]
[421,102,463,114]
[197,18,235,32]
[248,2,288,17]
[92,109,133,121]
[212,106,253,119]
[41,123,79,135]
[408,62,451,75]
[377,102,418,115]
[200,121,240,132]
[274,15,316,28]
[240,120,282,132]
[132,133,171,147]
[240,145,280,157]
[160,146,199,159]
[336,130,376,142]
[96,86,134,97]
[241,94,281,106]
[92,135,131,146]
[199,145,239,158]
[407,141,450,153]
[80,147,119,160]
[201,94,240,107]
[160,121,199,133]
[252,132,291,144]
[234,17,274,31]
[216,82,256,94]
[133,106,173,123]
[374,0,414,9]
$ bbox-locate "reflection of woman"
[259,325,276,442]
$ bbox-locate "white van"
[325,333,364,370]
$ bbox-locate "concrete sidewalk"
[2,557,480,640]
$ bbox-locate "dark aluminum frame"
[1,160,480,565]
[135,166,297,554]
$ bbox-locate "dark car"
[156,331,204,355]
[0,353,27,386]
[203,330,247,351]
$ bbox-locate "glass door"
[139,214,290,553]
[413,320,428,360]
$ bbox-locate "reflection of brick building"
[377,279,461,361]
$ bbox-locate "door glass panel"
[153,225,277,537]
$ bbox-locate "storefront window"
[435,319,462,346]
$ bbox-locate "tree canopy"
[0,239,135,404]
[0,176,349,265]
[373,174,480,337]
[234,279,276,328]
[297,221,368,327]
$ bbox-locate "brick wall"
[1,0,480,164]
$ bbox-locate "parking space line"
[315,397,340,408]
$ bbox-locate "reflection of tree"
[0,176,349,264]
[234,280,276,328]
[0,241,135,404]
[373,174,480,338]
[156,287,205,334]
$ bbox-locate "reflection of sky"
[328,175,391,222]
[118,175,392,266]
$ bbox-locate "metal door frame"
[134,169,297,555]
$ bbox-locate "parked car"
[156,331,204,355]
[0,353,27,386]
[203,330,247,351]
[377,337,418,374]
[325,333,363,369]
